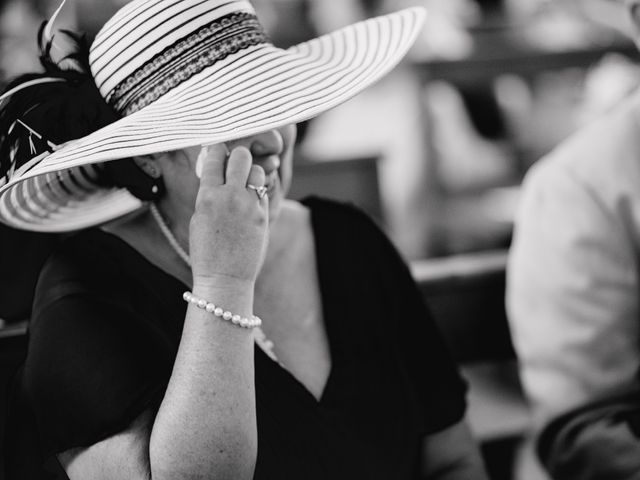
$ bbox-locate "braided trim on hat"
[107,12,269,116]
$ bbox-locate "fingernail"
[203,141,230,157]
[208,143,230,159]
[233,146,251,158]
[196,146,208,178]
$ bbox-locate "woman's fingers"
[190,144,270,285]
[197,145,266,195]
[225,147,253,186]
[196,144,267,207]
[197,143,228,186]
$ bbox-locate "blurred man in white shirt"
[508,1,640,478]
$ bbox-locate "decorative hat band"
[107,12,269,115]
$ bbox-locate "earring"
[133,157,164,200]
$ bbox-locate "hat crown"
[89,0,266,115]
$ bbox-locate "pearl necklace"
[149,203,278,362]
[149,203,191,266]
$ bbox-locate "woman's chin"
[267,194,283,224]
[266,176,288,223]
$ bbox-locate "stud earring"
[132,157,163,198]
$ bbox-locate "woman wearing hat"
[0,1,486,479]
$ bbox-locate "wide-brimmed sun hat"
[0,0,426,232]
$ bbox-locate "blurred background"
[1,1,639,479]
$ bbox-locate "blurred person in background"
[302,0,437,258]
[303,0,496,258]
[306,0,527,257]
[507,0,640,478]
[0,0,49,80]
[1,1,488,479]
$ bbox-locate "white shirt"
[507,91,640,478]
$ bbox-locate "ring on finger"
[247,184,268,199]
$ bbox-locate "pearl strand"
[150,203,191,266]
[183,291,262,329]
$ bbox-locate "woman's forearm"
[149,282,258,480]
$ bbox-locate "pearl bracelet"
[183,291,262,329]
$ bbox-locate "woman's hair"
[0,24,164,200]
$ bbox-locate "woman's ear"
[133,155,163,179]
[103,155,166,201]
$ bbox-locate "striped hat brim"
[0,7,426,232]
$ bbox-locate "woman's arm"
[421,420,488,480]
[59,281,258,480]
[148,279,258,480]
[58,146,268,480]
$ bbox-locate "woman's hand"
[189,144,269,288]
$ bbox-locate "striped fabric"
[0,0,426,232]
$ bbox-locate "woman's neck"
[153,196,192,256]
[102,198,308,290]
[258,199,308,282]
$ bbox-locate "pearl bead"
[181,292,261,331]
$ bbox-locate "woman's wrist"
[193,273,256,293]
[192,275,256,319]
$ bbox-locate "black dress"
[5,197,466,479]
